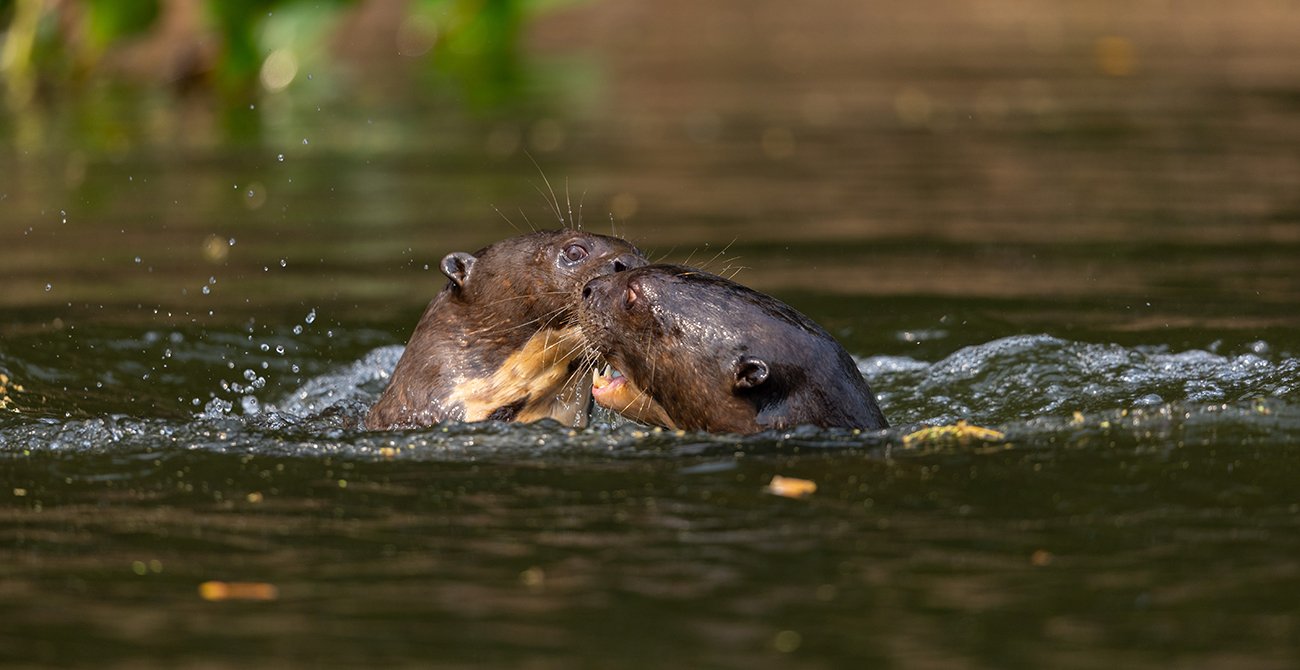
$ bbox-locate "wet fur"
[579,265,889,433]
[366,230,644,430]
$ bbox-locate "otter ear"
[733,356,769,391]
[440,252,477,289]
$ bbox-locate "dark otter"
[366,230,645,430]
[578,264,889,433]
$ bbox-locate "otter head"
[440,230,644,333]
[579,265,889,433]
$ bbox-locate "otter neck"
[445,292,589,426]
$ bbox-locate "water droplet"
[134,256,142,264]
[208,276,217,285]
[259,343,269,352]
[1134,393,1163,407]
[292,324,303,335]
[277,154,285,162]
[243,369,258,381]
[44,283,52,292]
[280,259,287,268]
[201,286,210,295]
[228,238,236,247]
[204,397,233,417]
[305,309,316,324]
[302,138,309,145]
[275,345,285,355]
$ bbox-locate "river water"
[3,1,1300,667]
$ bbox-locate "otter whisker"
[720,262,750,280]
[651,245,678,264]
[696,239,737,272]
[556,348,599,401]
[564,178,576,230]
[526,152,567,228]
[536,303,571,331]
[550,336,593,365]
[518,208,538,232]
[491,204,523,234]
[616,329,658,417]
[549,351,599,415]
[533,183,566,227]
[577,188,587,231]
[472,289,571,312]
[681,246,699,267]
[462,311,541,337]
[464,302,568,337]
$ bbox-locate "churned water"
[3,321,1299,667]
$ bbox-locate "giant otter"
[366,230,645,430]
[578,264,889,433]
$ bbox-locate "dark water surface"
[4,1,1300,667]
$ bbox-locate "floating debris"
[903,420,1007,448]
[765,475,817,499]
[199,581,280,602]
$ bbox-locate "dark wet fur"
[579,265,889,433]
[366,230,644,430]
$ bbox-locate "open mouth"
[591,364,628,407]
[589,362,677,430]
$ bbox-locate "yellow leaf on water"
[766,475,817,499]
[199,581,279,602]
[903,420,1007,448]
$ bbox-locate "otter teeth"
[593,365,610,389]
[591,364,622,389]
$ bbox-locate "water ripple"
[863,334,1299,425]
[3,334,1298,460]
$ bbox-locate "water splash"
[863,334,1299,426]
[2,334,1298,460]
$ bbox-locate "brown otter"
[366,230,645,430]
[578,264,889,433]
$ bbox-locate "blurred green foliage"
[82,1,162,53]
[1,0,566,109]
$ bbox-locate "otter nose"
[608,252,645,274]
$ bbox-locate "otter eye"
[561,243,589,264]
[623,286,638,309]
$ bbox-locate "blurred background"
[4,0,1298,338]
